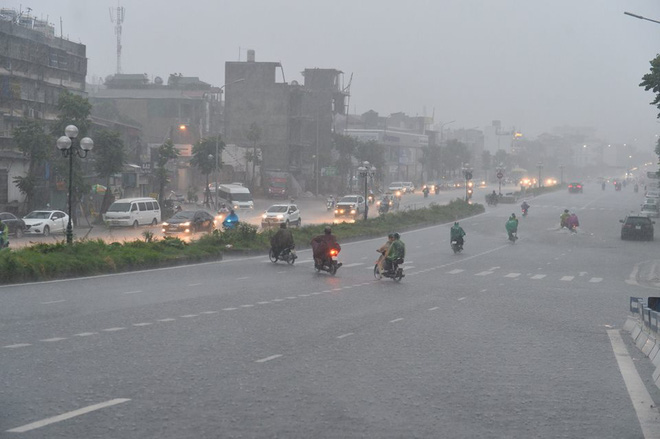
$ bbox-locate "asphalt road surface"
[2,182,660,438]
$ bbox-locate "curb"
[624,308,660,390]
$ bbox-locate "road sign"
[497,171,504,179]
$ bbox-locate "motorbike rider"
[270,222,295,258]
[560,209,570,229]
[422,185,430,197]
[376,233,395,273]
[567,213,579,232]
[383,232,405,274]
[218,203,230,214]
[505,213,519,241]
[488,190,498,205]
[311,226,342,268]
[223,209,239,229]
[450,222,466,250]
[521,200,530,215]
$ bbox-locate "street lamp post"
[56,125,93,244]
[537,162,544,188]
[358,161,376,221]
[462,163,473,202]
[559,164,565,185]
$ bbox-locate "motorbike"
[378,200,390,215]
[367,194,375,204]
[326,198,335,211]
[269,246,297,265]
[423,187,429,198]
[434,185,440,195]
[374,256,404,281]
[315,246,342,275]
[508,232,518,243]
[451,239,463,254]
[486,194,498,206]
[222,216,238,230]
[521,207,528,217]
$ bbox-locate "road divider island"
[0,199,485,284]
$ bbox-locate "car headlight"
[32,222,43,226]
[262,214,268,219]
[276,214,284,219]
[162,222,169,226]
[334,209,339,214]
[181,222,191,226]
[350,209,356,214]
[233,205,239,209]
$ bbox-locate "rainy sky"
[6,0,660,147]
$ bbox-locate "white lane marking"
[222,307,237,310]
[286,297,297,300]
[331,289,342,292]
[458,297,467,301]
[488,266,500,271]
[200,311,218,314]
[322,290,332,293]
[133,323,152,327]
[475,271,493,276]
[236,276,249,280]
[311,292,322,295]
[102,327,125,332]
[3,343,31,349]
[390,318,404,323]
[122,290,142,295]
[257,301,271,305]
[504,273,521,278]
[157,318,176,322]
[429,307,439,311]
[255,354,282,363]
[74,332,97,337]
[240,304,254,308]
[560,276,574,281]
[272,299,284,302]
[448,269,464,274]
[607,330,660,438]
[6,398,131,433]
[531,274,546,279]
[188,282,202,286]
[337,333,354,339]
[180,314,198,318]
[589,277,603,283]
[480,289,487,292]
[342,262,365,268]
[40,337,67,342]
[41,300,66,305]
[299,294,310,297]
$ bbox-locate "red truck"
[266,172,288,198]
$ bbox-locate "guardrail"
[629,296,660,335]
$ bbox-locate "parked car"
[334,195,366,222]
[640,204,660,218]
[261,204,301,228]
[23,210,69,236]
[645,189,660,199]
[568,182,583,193]
[0,212,26,238]
[162,210,215,234]
[620,215,654,241]
[402,182,415,193]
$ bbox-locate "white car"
[402,182,415,193]
[645,190,660,199]
[23,210,69,236]
[641,204,660,218]
[388,182,405,192]
[261,204,301,228]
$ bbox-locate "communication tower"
[109,5,125,74]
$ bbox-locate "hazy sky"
[7,0,660,147]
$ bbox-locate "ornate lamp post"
[357,161,376,221]
[537,162,544,188]
[56,125,93,244]
[462,163,473,202]
[496,163,505,195]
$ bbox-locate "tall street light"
[56,125,93,244]
[559,164,565,185]
[462,163,473,202]
[537,162,544,189]
[358,161,376,221]
[496,163,505,195]
[624,11,660,25]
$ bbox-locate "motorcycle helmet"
[388,233,394,239]
[564,209,569,213]
[454,222,459,226]
[280,222,287,229]
[393,232,400,239]
[511,213,516,218]
[324,226,332,234]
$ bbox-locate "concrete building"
[224,51,347,193]
[89,73,222,195]
[0,9,87,210]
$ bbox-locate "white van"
[104,197,161,227]
[217,184,254,209]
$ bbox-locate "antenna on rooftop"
[109,4,125,74]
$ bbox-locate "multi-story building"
[0,9,87,209]
[224,51,347,193]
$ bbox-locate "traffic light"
[465,171,472,180]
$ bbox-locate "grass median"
[0,198,483,284]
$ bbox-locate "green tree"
[333,133,357,192]
[93,130,126,214]
[155,139,179,204]
[443,140,471,177]
[245,123,261,190]
[12,120,51,211]
[640,54,660,119]
[190,136,224,205]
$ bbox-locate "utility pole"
[109,5,125,74]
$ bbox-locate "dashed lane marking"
[504,273,521,278]
[122,290,142,295]
[337,333,354,339]
[240,304,254,308]
[475,271,493,276]
[531,274,546,280]
[448,269,464,274]
[41,300,66,305]
[222,307,238,310]
[157,318,176,322]
[458,297,467,301]
[257,301,271,304]
[102,327,125,332]
[74,332,97,337]
[560,276,574,281]
[133,323,152,327]
[200,311,218,314]
[3,343,31,349]
[429,307,439,311]
[180,314,199,318]
[6,398,131,433]
[589,277,603,283]
[40,337,66,342]
[390,318,404,323]
[255,354,282,363]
